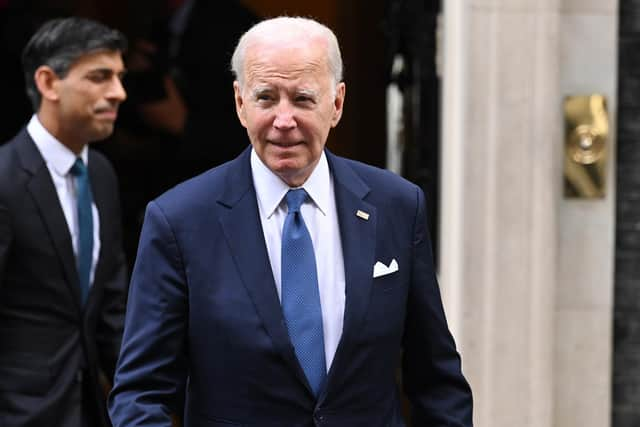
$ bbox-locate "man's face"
[234,37,345,187]
[52,50,126,145]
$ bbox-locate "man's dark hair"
[21,17,127,111]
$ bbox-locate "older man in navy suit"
[109,16,473,427]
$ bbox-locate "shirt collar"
[27,114,89,177]
[250,148,330,218]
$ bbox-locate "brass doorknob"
[563,94,608,198]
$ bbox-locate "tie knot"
[70,158,88,177]
[285,188,308,213]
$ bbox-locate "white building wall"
[439,1,618,426]
[555,1,618,426]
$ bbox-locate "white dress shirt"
[251,149,345,371]
[27,115,101,286]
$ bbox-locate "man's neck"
[36,111,85,155]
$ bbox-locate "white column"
[555,1,618,426]
[440,0,618,426]
[440,1,561,426]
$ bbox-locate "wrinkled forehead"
[244,34,331,79]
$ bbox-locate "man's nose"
[273,103,296,129]
[107,77,127,102]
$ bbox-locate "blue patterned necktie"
[70,158,93,304]
[281,188,326,396]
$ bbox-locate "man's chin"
[270,160,300,174]
[88,126,115,143]
[271,163,314,187]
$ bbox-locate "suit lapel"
[321,151,377,399]
[216,149,311,391]
[217,149,379,398]
[17,132,83,310]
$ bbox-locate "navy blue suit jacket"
[109,147,472,426]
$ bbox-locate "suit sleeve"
[402,187,474,426]
[108,200,188,427]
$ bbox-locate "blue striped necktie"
[281,188,326,396]
[70,158,93,304]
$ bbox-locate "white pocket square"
[373,259,399,278]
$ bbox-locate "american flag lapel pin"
[356,210,370,220]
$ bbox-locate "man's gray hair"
[230,16,343,90]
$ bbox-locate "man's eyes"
[253,92,317,105]
[87,75,106,83]
[86,70,125,83]
[295,95,314,103]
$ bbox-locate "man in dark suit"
[109,16,473,426]
[0,17,129,427]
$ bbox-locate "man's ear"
[34,66,60,102]
[331,82,346,128]
[233,81,248,128]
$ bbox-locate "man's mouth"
[269,140,302,147]
[95,108,118,120]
